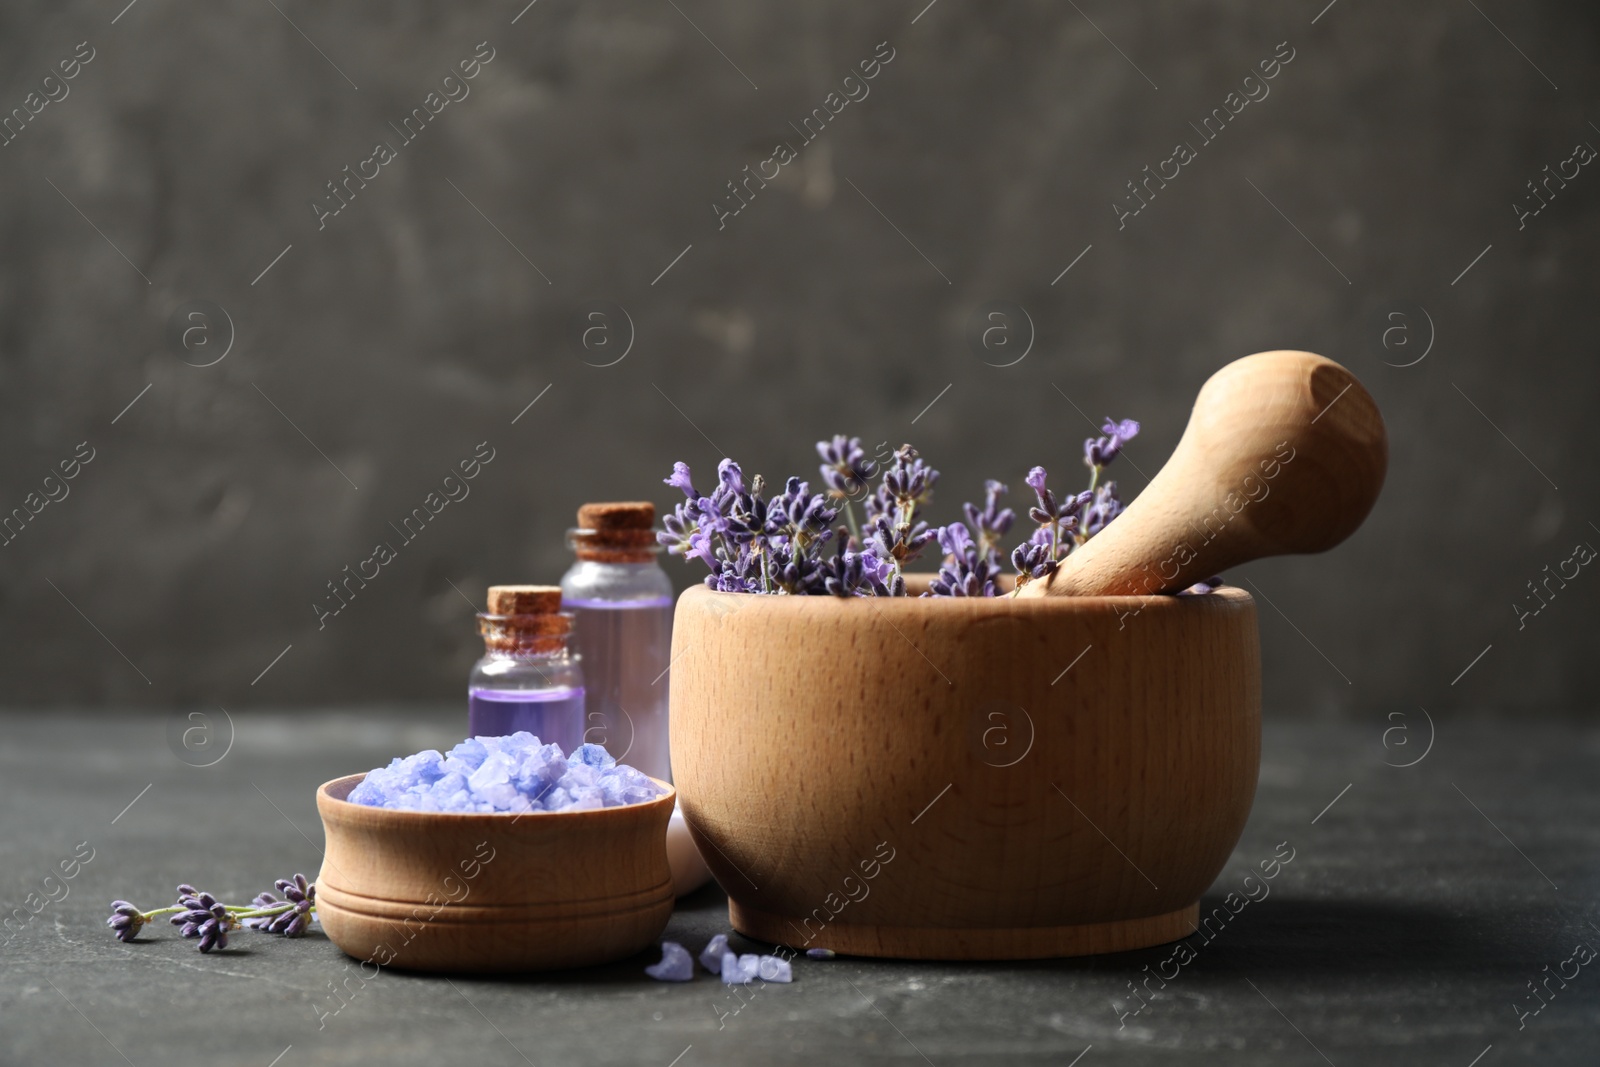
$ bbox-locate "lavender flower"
[767,477,837,554]
[1016,466,1091,579]
[664,462,697,499]
[661,421,1146,599]
[882,444,938,505]
[927,522,1000,597]
[1084,417,1141,469]
[820,528,869,597]
[1011,540,1058,585]
[962,480,1014,568]
[171,888,235,953]
[246,874,316,937]
[243,890,279,928]
[106,901,146,943]
[816,435,877,500]
[1081,480,1125,538]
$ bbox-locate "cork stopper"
[480,585,570,654]
[486,585,563,616]
[577,501,655,530]
[570,501,659,562]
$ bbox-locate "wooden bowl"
[314,774,676,973]
[670,583,1259,960]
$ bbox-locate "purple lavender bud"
[1083,481,1126,536]
[197,922,227,953]
[716,458,745,495]
[806,947,837,959]
[267,898,314,937]
[1085,417,1140,469]
[1025,466,1048,495]
[1011,542,1058,582]
[663,462,697,499]
[816,435,877,498]
[1102,417,1140,441]
[187,896,234,953]
[277,874,314,905]
[244,891,280,930]
[927,522,1000,597]
[106,901,147,943]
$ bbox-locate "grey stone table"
[3,709,1596,1066]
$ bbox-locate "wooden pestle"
[1019,350,1387,598]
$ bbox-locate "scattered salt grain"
[720,951,751,984]
[699,933,730,974]
[720,952,792,984]
[645,941,694,982]
[755,955,792,982]
[347,735,667,814]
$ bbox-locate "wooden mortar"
[671,349,1385,960]
[670,585,1259,959]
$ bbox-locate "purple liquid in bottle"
[467,685,586,753]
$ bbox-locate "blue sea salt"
[348,734,669,814]
[720,952,793,985]
[719,951,749,984]
[645,941,694,982]
[699,934,729,974]
[756,955,792,982]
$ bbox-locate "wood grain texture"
[315,774,675,974]
[670,584,1261,960]
[1021,350,1388,598]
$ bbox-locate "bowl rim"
[317,772,676,824]
[676,581,1252,615]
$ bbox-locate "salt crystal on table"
[719,952,793,985]
[720,951,751,984]
[645,941,694,982]
[699,934,729,973]
[755,955,792,982]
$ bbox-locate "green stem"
[1078,465,1102,546]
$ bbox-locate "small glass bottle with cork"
[561,502,711,895]
[560,502,674,781]
[467,585,586,754]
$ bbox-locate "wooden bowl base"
[730,900,1200,961]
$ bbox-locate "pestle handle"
[1020,350,1387,598]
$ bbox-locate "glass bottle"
[560,502,674,782]
[467,584,585,753]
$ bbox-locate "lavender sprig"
[171,888,236,953]
[926,522,1000,597]
[108,874,318,954]
[962,480,1014,570]
[661,420,1182,598]
[817,435,877,542]
[106,901,146,943]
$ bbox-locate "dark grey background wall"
[1,0,1594,715]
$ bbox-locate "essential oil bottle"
[467,585,585,752]
[560,503,674,782]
